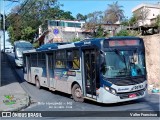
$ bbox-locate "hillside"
[142,34,160,91]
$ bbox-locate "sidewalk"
[0,53,30,111]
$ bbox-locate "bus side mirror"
[100,51,107,74]
[100,51,105,65]
[13,47,15,52]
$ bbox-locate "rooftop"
[132,3,160,12]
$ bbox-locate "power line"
[17,0,29,14]
[5,1,19,15]
[6,0,29,21]
[11,0,36,24]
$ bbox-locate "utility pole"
[3,0,5,54]
[1,0,19,87]
[2,0,19,54]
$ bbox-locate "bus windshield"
[101,50,146,78]
[16,42,33,48]
[16,47,33,57]
[15,42,33,57]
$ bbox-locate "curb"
[3,53,31,111]
[1,94,30,111]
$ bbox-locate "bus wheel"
[35,77,41,89]
[71,84,84,102]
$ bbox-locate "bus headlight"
[104,86,117,95]
[111,89,116,95]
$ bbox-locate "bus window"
[66,49,80,70]
[55,50,66,68]
[31,53,38,67]
[38,53,46,67]
[72,58,80,69]
[55,60,65,68]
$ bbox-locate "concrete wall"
[142,34,160,89]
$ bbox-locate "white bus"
[14,41,34,67]
[23,37,147,103]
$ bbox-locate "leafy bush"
[71,38,81,42]
[115,30,129,36]
[33,42,39,48]
[115,30,140,36]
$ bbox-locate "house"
[35,20,87,46]
[132,3,160,27]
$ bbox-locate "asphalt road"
[6,53,160,119]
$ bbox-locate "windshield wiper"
[114,49,128,74]
[114,49,125,63]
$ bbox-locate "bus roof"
[35,38,105,52]
[24,36,143,53]
[14,40,31,44]
[14,41,33,48]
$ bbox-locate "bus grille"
[108,77,145,86]
[117,89,145,99]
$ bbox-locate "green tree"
[21,27,36,42]
[7,0,75,43]
[129,15,137,26]
[104,1,124,23]
[7,26,15,44]
[76,13,87,21]
[84,11,103,36]
[121,17,130,26]
[59,11,75,20]
[95,25,107,38]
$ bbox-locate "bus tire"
[71,84,84,102]
[35,77,41,89]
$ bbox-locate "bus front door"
[83,49,98,99]
[26,55,31,82]
[46,53,54,88]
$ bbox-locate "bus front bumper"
[97,88,147,104]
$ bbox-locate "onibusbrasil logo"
[3,95,16,105]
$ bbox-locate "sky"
[59,0,160,18]
[0,0,160,49]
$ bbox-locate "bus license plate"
[129,94,137,98]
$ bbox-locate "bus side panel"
[30,67,48,87]
[54,69,83,94]
[54,69,71,94]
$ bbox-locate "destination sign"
[108,40,140,47]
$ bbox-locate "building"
[36,20,87,46]
[101,21,123,36]
[132,3,160,27]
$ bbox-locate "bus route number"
[131,85,143,91]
